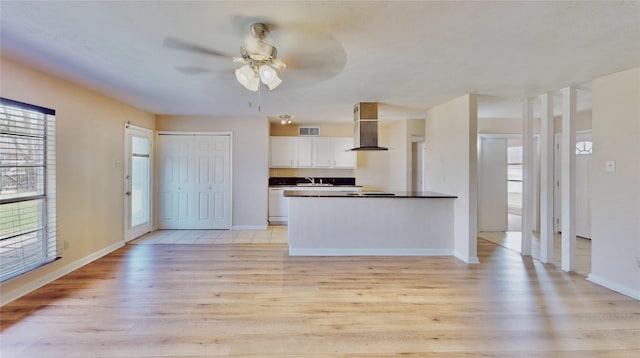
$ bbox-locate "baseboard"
[289,248,454,256]
[1,241,125,306]
[587,273,640,300]
[454,252,481,264]
[232,225,268,230]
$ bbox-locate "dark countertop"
[270,185,363,188]
[269,177,356,186]
[284,190,457,198]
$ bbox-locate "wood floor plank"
[1,237,639,357]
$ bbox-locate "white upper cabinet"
[294,137,313,167]
[332,137,357,168]
[270,137,313,168]
[270,136,295,167]
[270,136,356,169]
[312,137,333,168]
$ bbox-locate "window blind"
[0,98,58,282]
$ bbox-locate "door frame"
[155,131,233,230]
[554,130,592,234]
[124,123,154,242]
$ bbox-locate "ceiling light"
[280,115,293,125]
[235,65,259,91]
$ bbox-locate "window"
[576,140,593,155]
[1,98,58,282]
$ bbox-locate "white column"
[539,93,555,263]
[561,87,577,272]
[521,98,535,256]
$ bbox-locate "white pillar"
[561,87,577,272]
[521,98,535,256]
[539,93,555,263]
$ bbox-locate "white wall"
[156,115,269,229]
[425,94,479,263]
[589,67,640,299]
[1,56,156,305]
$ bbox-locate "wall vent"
[298,127,320,136]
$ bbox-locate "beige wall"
[425,94,478,263]
[1,57,156,304]
[354,125,391,190]
[156,116,269,229]
[590,67,640,299]
[388,120,409,191]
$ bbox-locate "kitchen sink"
[296,183,334,187]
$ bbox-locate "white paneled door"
[478,137,508,231]
[124,125,153,241]
[158,134,231,229]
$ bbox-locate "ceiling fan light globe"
[235,65,259,91]
[259,65,282,90]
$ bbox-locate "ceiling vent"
[298,127,320,136]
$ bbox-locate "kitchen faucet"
[305,177,315,184]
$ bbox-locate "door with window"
[124,125,153,241]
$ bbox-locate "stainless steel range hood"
[349,102,388,151]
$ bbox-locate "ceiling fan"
[163,20,346,91]
[232,23,286,91]
[164,22,286,91]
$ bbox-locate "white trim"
[289,248,454,256]
[587,274,640,301]
[1,241,124,306]
[232,225,268,231]
[124,123,153,133]
[454,253,481,264]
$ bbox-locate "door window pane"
[131,136,150,227]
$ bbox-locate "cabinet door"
[332,137,357,168]
[270,137,295,167]
[312,137,333,168]
[295,137,313,167]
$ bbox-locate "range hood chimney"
[350,102,388,151]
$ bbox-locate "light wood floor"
[2,231,639,357]
[478,231,592,277]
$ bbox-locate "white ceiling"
[1,1,639,123]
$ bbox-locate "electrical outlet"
[63,241,69,250]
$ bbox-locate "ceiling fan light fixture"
[235,65,259,91]
[259,65,282,90]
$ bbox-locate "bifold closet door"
[158,134,231,229]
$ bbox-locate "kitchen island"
[284,190,457,256]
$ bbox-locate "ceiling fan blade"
[163,37,230,58]
[174,66,212,75]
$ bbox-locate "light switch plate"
[605,160,616,172]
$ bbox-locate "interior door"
[158,134,231,230]
[193,135,231,229]
[575,133,592,238]
[478,137,508,231]
[124,125,153,241]
[554,131,592,238]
